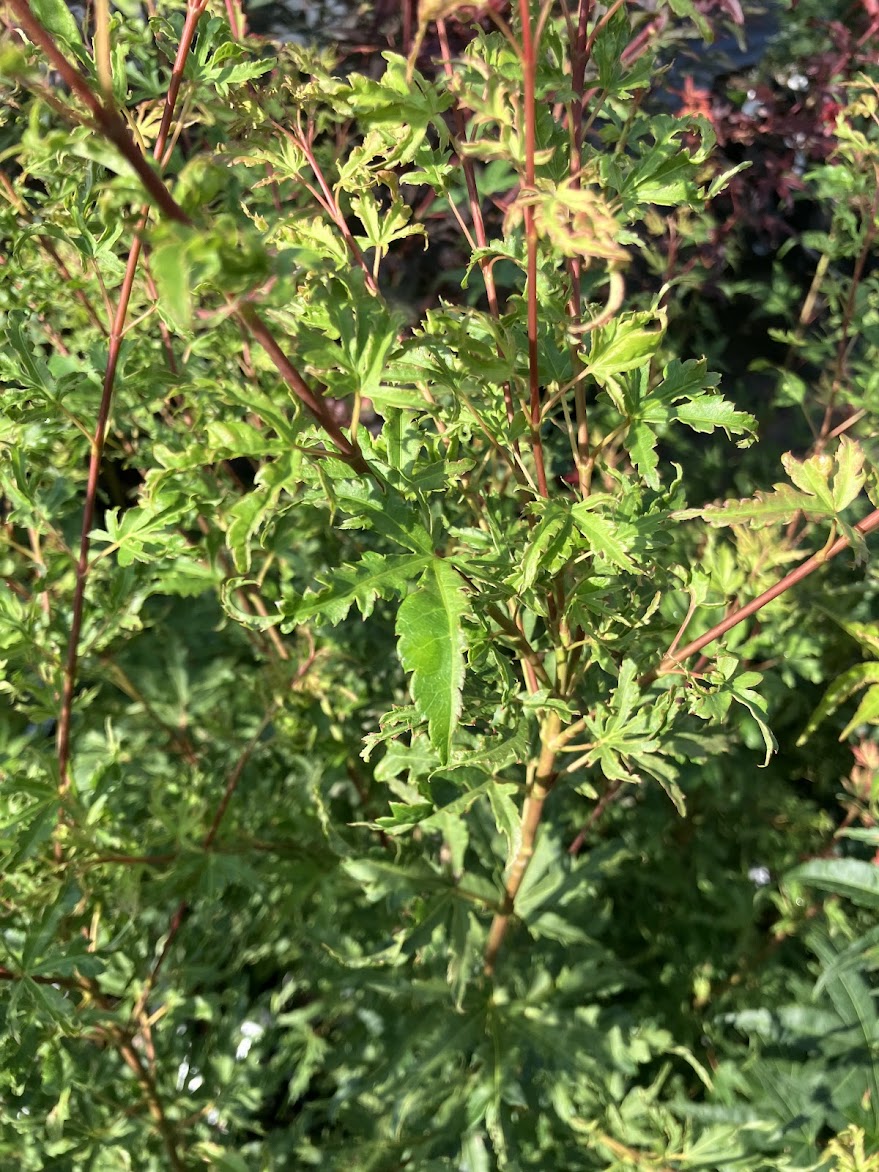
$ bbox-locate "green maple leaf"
[396,558,469,764]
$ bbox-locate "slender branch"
[491,506,879,967]
[568,777,623,855]
[13,0,367,827]
[284,125,379,296]
[828,408,866,440]
[621,9,668,66]
[203,706,278,849]
[554,505,879,754]
[6,0,190,224]
[567,0,593,495]
[116,1037,186,1172]
[484,710,561,974]
[54,1,208,822]
[0,965,93,993]
[223,0,246,41]
[236,304,369,471]
[647,507,879,683]
[816,165,879,449]
[84,853,177,867]
[584,0,627,59]
[518,0,549,498]
[437,18,519,430]
[484,603,552,690]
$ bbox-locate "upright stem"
[55,1,208,816]
[484,710,561,974]
[437,19,520,429]
[816,166,879,449]
[13,1,369,823]
[117,1036,186,1171]
[518,0,549,498]
[568,0,593,495]
[486,505,879,971]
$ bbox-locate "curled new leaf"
[510,175,628,265]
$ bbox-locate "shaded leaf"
[798,662,879,744]
[571,504,637,571]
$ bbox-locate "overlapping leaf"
[396,558,469,764]
[284,551,431,625]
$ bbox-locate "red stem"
[817,168,879,448]
[647,507,879,682]
[437,17,522,436]
[55,1,208,811]
[7,0,189,224]
[238,305,369,471]
[568,778,622,855]
[518,0,549,498]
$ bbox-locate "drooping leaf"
[798,662,879,744]
[830,436,867,510]
[396,558,469,763]
[727,673,777,767]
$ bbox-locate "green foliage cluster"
[0,1,878,1168]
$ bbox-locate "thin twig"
[816,166,879,449]
[568,778,623,855]
[583,0,627,60]
[437,18,519,428]
[283,125,380,296]
[236,304,369,471]
[648,506,879,682]
[116,1036,187,1172]
[54,1,208,828]
[518,0,549,498]
[7,0,190,224]
[566,0,594,495]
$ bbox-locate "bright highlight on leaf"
[678,437,867,530]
